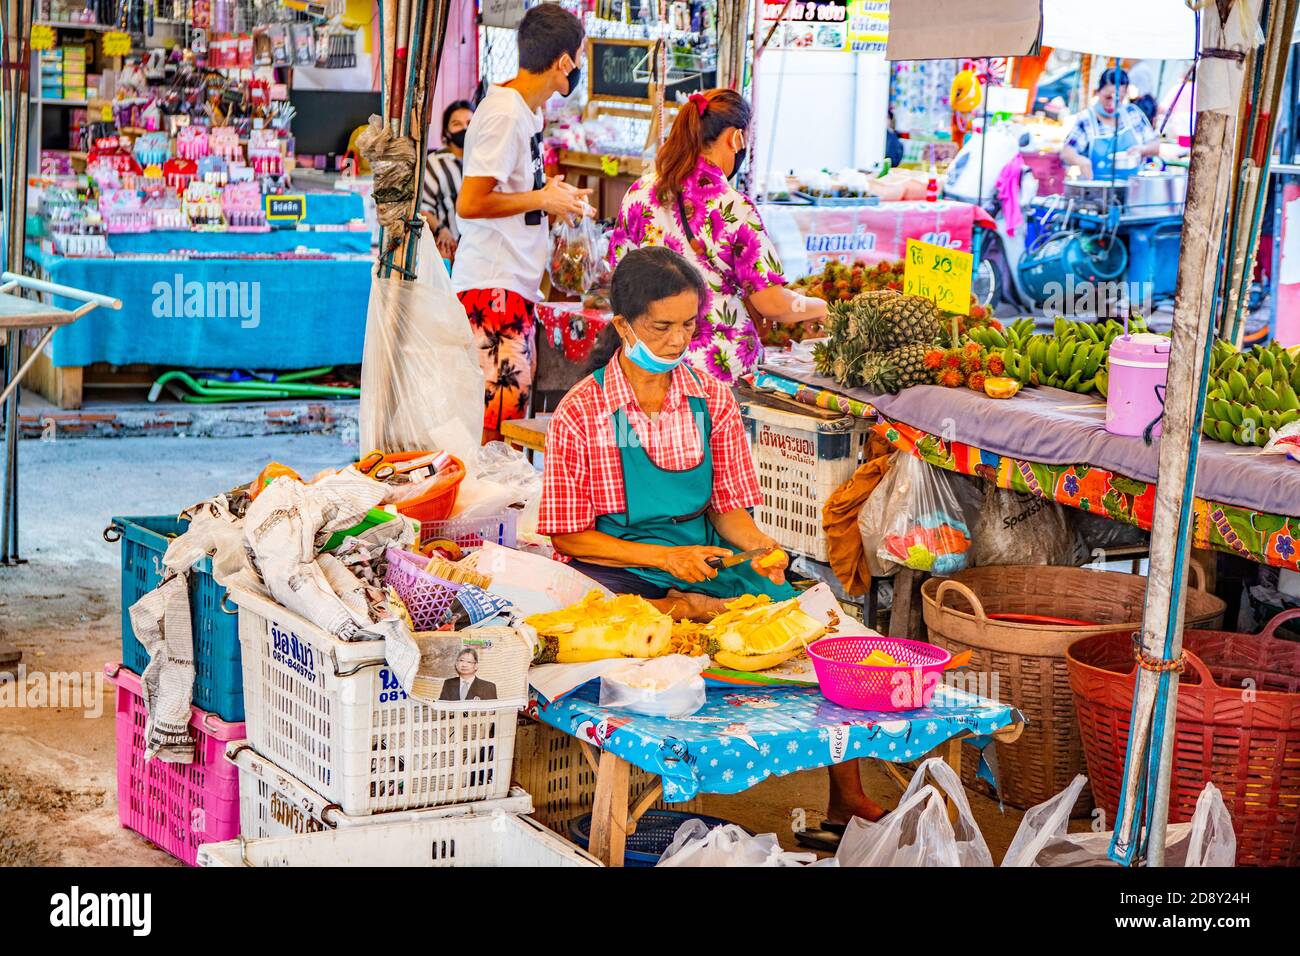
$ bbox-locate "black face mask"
[731,147,747,182]
[448,129,467,149]
[564,60,582,97]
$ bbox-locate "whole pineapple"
[859,343,934,394]
[856,291,941,351]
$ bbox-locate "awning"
[1041,0,1197,60]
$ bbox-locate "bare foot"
[826,794,888,825]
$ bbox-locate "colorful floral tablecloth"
[526,681,1021,802]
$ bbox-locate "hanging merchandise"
[548,213,601,296]
[869,455,980,574]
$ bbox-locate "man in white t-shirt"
[454,3,592,442]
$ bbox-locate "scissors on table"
[356,450,398,481]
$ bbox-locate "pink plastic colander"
[106,663,243,865]
[808,637,952,712]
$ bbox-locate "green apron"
[592,364,795,600]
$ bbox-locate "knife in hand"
[706,547,776,570]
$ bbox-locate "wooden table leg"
[588,748,631,867]
[888,569,927,640]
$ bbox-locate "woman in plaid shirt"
[538,246,890,832]
[1059,67,1159,181]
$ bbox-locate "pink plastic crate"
[808,637,951,712]
[106,663,243,866]
[383,547,461,630]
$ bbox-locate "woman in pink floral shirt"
[610,89,826,384]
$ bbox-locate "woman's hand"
[748,285,829,326]
[657,545,733,583]
[435,227,457,260]
[751,544,788,586]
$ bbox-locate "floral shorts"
[457,288,536,443]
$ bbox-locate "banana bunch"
[977,315,1153,397]
[1202,340,1300,446]
[963,317,1038,388]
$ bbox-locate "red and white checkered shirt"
[538,354,763,538]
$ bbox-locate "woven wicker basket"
[1068,609,1300,866]
[921,565,1227,811]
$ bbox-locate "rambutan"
[943,350,964,369]
[939,368,965,388]
[923,348,945,370]
[967,371,987,391]
[986,354,1006,375]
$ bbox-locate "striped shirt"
[421,146,464,241]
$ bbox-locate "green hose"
[150,369,359,402]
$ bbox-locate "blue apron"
[1087,107,1142,182]
[591,363,795,601]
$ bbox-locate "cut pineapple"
[676,595,826,673]
[525,592,672,664]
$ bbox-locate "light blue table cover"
[528,680,1022,802]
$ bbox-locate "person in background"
[454,3,592,442]
[421,99,473,262]
[1059,67,1160,181]
[609,88,826,385]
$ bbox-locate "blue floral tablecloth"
[526,681,1023,802]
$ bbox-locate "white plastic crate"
[227,740,533,838]
[229,585,528,817]
[742,402,873,562]
[197,814,602,867]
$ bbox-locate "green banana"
[1095,368,1109,398]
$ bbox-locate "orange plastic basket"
[353,451,466,524]
[1067,609,1300,866]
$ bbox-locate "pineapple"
[853,291,941,350]
[859,343,934,394]
[526,592,672,664]
[812,339,835,377]
[679,595,826,673]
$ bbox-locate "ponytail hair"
[654,88,752,208]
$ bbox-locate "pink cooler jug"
[1107,333,1171,437]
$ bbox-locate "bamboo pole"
[1109,0,1255,868]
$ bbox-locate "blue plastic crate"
[110,515,243,722]
[569,810,751,867]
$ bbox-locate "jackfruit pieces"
[677,595,826,673]
[525,591,672,664]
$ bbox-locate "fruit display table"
[525,680,1022,866]
[753,357,1300,573]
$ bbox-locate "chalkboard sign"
[587,38,655,104]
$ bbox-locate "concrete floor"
[0,432,1035,866]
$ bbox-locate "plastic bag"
[359,263,484,464]
[354,115,416,233]
[657,820,818,867]
[857,453,901,578]
[838,757,993,867]
[600,655,709,718]
[451,441,543,520]
[971,485,1076,568]
[548,215,599,296]
[873,455,977,575]
[1001,776,1236,867]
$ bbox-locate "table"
[527,679,1023,866]
[754,361,1300,573]
[501,415,552,456]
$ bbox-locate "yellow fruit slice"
[714,646,803,672]
[984,376,1021,399]
[756,547,788,570]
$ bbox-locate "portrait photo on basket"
[408,630,529,709]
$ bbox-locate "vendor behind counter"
[536,246,792,621]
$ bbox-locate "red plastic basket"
[106,663,243,866]
[1067,608,1300,867]
[354,451,466,524]
[808,636,951,711]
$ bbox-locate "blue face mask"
[624,330,684,374]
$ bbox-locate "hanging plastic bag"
[838,757,993,867]
[857,453,901,578]
[874,455,977,575]
[657,820,818,867]
[451,441,543,520]
[359,258,484,464]
[971,485,1076,567]
[548,214,600,296]
[600,655,709,718]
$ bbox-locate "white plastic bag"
[837,757,993,867]
[857,452,900,578]
[871,455,978,575]
[600,655,709,718]
[359,262,484,464]
[657,820,818,867]
[451,441,542,520]
[1002,777,1236,867]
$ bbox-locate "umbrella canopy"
[1042,0,1198,60]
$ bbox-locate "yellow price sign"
[903,238,973,315]
[30,25,56,51]
[103,31,132,56]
